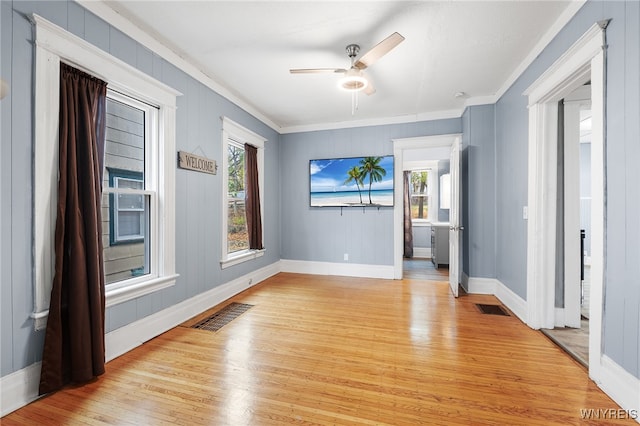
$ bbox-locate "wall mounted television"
[309,155,394,207]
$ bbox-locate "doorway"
[541,85,592,367]
[524,22,606,381]
[402,165,450,281]
[392,134,461,295]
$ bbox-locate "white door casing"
[524,21,606,382]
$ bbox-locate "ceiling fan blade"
[364,80,376,96]
[290,68,346,74]
[354,32,405,70]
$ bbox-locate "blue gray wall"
[493,0,639,377]
[461,104,496,281]
[1,1,280,376]
[280,120,461,265]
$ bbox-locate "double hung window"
[220,117,266,268]
[33,15,179,319]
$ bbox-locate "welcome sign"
[178,151,216,175]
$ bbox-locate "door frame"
[523,21,607,382]
[392,134,462,280]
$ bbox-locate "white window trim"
[220,117,266,269]
[32,14,181,328]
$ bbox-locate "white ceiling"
[96,1,580,133]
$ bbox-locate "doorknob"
[450,225,465,231]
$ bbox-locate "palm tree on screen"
[359,156,387,204]
[344,166,364,204]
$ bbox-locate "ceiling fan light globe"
[337,70,368,92]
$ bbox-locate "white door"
[449,137,462,297]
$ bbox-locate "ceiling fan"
[290,32,405,96]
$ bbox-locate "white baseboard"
[412,247,431,259]
[0,362,42,417]
[494,279,528,324]
[465,275,527,324]
[280,259,394,279]
[466,276,497,295]
[106,261,280,361]
[595,355,640,423]
[0,261,280,417]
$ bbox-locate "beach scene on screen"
[309,156,394,207]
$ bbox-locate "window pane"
[104,98,145,187]
[228,143,249,253]
[117,210,143,238]
[410,170,429,220]
[102,94,150,284]
[118,193,144,210]
[105,194,150,284]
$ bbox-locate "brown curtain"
[403,171,414,258]
[39,63,107,395]
[245,143,263,250]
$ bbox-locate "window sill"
[220,249,265,269]
[105,273,179,308]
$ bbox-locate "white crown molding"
[75,0,281,133]
[279,109,464,134]
[496,0,587,102]
[465,94,499,108]
[77,0,585,135]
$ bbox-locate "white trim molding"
[76,0,280,132]
[220,117,267,269]
[106,261,280,361]
[31,14,181,328]
[0,363,42,417]
[280,259,394,280]
[596,356,640,423]
[465,276,528,324]
[412,247,431,259]
[523,21,607,384]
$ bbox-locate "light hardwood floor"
[3,273,632,425]
[403,258,449,281]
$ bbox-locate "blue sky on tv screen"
[309,156,394,193]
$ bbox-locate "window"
[409,170,431,221]
[102,91,154,285]
[220,117,265,268]
[33,15,180,321]
[227,142,249,253]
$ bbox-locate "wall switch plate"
[344,253,349,261]
[523,206,528,220]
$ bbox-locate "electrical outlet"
[522,206,528,220]
[344,253,349,261]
